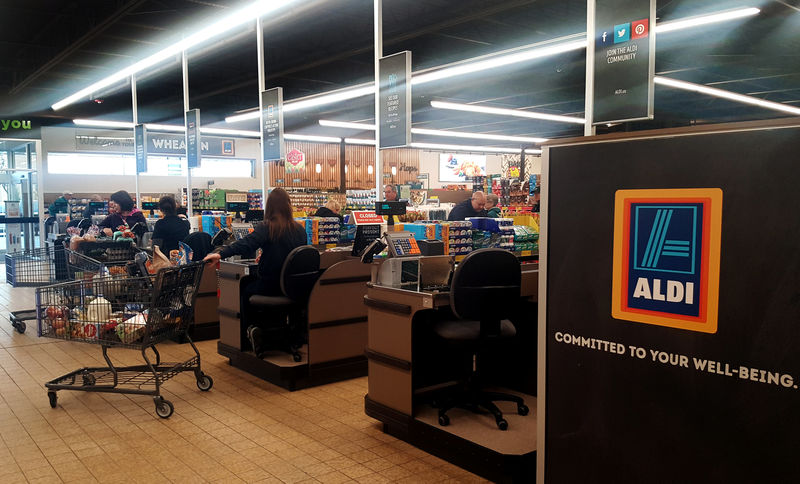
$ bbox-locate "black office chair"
[183,232,214,262]
[432,248,529,430]
[246,245,321,362]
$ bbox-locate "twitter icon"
[614,22,630,44]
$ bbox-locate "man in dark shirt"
[447,191,487,221]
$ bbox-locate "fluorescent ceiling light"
[145,123,184,132]
[412,41,587,86]
[344,138,376,145]
[525,149,543,154]
[52,0,301,111]
[431,101,585,124]
[226,86,374,123]
[320,120,376,130]
[410,142,524,154]
[411,128,547,143]
[284,133,341,143]
[654,7,760,34]
[223,7,759,122]
[654,77,800,116]
[201,127,260,137]
[323,120,547,143]
[73,119,134,128]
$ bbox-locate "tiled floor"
[0,280,486,483]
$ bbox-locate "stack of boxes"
[468,217,515,251]
[299,217,340,245]
[247,190,263,209]
[443,221,473,255]
[200,213,233,236]
[512,225,539,253]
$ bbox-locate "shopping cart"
[36,262,212,418]
[6,245,107,334]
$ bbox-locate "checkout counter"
[363,242,538,484]
[216,248,374,390]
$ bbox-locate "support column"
[257,17,268,209]
[374,0,383,200]
[182,50,192,217]
[584,0,596,136]
[131,74,140,207]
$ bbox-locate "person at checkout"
[98,190,148,236]
[151,195,189,253]
[485,193,501,218]
[313,199,344,224]
[447,191,487,221]
[48,191,73,216]
[202,188,307,352]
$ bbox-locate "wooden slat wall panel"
[267,143,420,190]
[345,145,376,189]
[268,142,340,189]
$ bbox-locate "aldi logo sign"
[612,189,723,333]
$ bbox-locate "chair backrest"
[183,232,213,262]
[450,248,521,323]
[280,245,321,302]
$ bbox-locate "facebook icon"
[599,30,612,46]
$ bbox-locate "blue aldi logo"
[612,189,723,333]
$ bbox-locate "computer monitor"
[245,209,264,223]
[226,202,250,220]
[141,201,158,217]
[374,200,406,226]
[88,201,105,209]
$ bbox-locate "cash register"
[376,231,452,291]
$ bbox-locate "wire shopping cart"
[36,262,212,418]
[6,245,108,334]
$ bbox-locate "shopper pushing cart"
[36,261,212,418]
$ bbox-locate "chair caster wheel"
[497,418,508,431]
[518,404,529,416]
[292,352,302,362]
[438,414,450,426]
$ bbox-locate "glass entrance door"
[0,140,40,255]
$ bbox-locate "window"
[47,152,254,178]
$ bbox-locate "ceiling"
[1,0,799,148]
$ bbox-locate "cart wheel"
[496,418,508,431]
[13,321,26,334]
[47,391,57,408]
[82,373,96,386]
[517,404,529,416]
[154,399,174,419]
[196,373,213,392]
[438,414,450,426]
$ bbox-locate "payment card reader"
[385,231,421,257]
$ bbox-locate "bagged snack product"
[116,313,147,344]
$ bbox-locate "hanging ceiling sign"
[592,0,655,124]
[261,87,285,162]
[185,109,201,168]
[379,51,412,149]
[134,124,147,174]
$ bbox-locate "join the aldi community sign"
[592,0,655,124]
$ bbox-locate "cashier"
[99,190,148,236]
[447,191,487,221]
[48,191,72,216]
[384,184,398,202]
[203,187,306,297]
